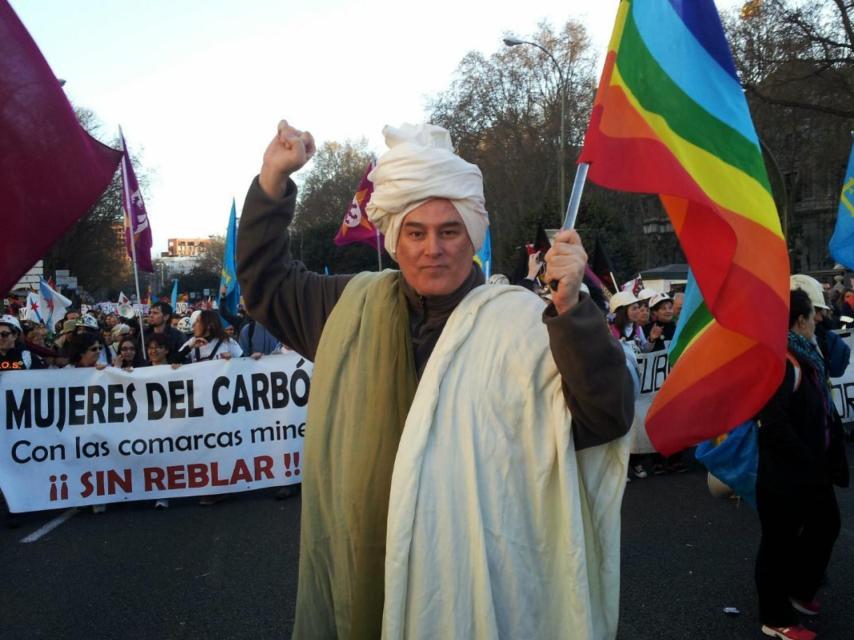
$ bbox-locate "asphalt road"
[2,446,852,640]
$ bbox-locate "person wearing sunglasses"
[0,314,45,371]
[68,333,108,370]
[111,337,144,370]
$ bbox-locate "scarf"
[293,270,417,640]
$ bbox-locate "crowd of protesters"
[0,299,298,518]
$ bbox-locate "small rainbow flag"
[579,0,789,454]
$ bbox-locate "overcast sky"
[10,0,741,252]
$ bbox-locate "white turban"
[366,123,489,260]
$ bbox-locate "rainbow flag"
[579,0,789,454]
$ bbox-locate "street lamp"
[504,36,567,210]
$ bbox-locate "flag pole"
[561,162,589,230]
[120,127,147,361]
[548,162,590,291]
[375,228,382,271]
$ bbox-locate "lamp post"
[504,36,567,210]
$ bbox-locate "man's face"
[149,308,165,328]
[66,311,80,322]
[105,315,117,328]
[395,199,475,297]
[845,292,854,308]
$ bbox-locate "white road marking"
[20,508,78,543]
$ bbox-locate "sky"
[10,0,741,254]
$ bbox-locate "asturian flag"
[218,199,240,319]
[117,291,130,305]
[120,128,154,272]
[828,140,854,269]
[474,227,492,278]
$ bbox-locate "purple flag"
[120,131,154,272]
[0,0,122,294]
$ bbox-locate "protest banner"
[0,354,311,513]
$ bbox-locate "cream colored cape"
[383,284,630,640]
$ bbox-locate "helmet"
[609,290,639,314]
[177,317,193,334]
[790,274,829,310]
[0,314,21,333]
[80,314,100,331]
[110,323,131,339]
[649,292,672,309]
[637,288,658,302]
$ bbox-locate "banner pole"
[376,228,382,271]
[120,128,147,361]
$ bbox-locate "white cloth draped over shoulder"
[383,284,631,640]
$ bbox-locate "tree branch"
[745,83,854,118]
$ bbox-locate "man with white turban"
[238,120,634,639]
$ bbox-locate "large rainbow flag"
[579,0,789,454]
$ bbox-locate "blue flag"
[218,200,240,319]
[474,227,492,279]
[170,279,178,309]
[829,141,854,269]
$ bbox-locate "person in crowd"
[516,251,543,292]
[671,291,685,322]
[238,317,281,357]
[237,120,633,638]
[112,336,143,369]
[645,293,675,352]
[75,314,109,366]
[754,288,848,640]
[0,315,44,370]
[68,333,109,513]
[791,274,850,379]
[104,313,118,330]
[148,302,188,363]
[145,332,178,368]
[224,324,236,340]
[52,319,78,351]
[22,321,47,349]
[837,288,854,324]
[179,310,243,363]
[106,323,131,362]
[609,290,652,354]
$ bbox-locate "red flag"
[120,130,154,272]
[0,1,122,294]
[334,162,384,249]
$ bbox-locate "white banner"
[0,354,311,513]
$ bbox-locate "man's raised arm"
[237,121,352,361]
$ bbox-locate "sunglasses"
[0,331,15,338]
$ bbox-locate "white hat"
[649,292,672,309]
[609,290,639,314]
[790,274,830,310]
[111,323,131,338]
[190,310,203,327]
[366,123,488,260]
[0,314,22,333]
[177,316,193,334]
[637,288,658,302]
[79,314,100,330]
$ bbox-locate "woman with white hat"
[608,291,651,354]
[0,315,44,371]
